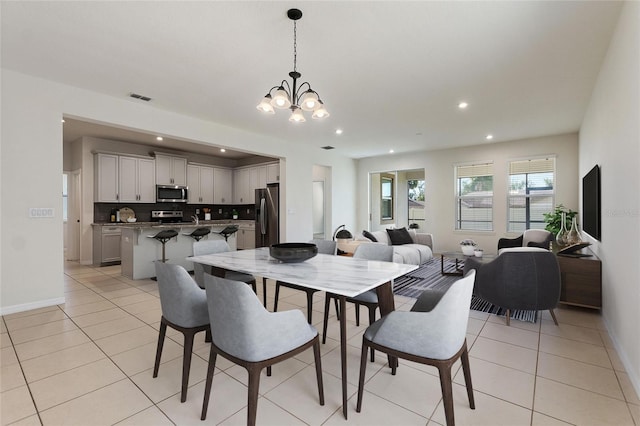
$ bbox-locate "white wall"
[579,1,639,397]
[356,133,579,254]
[0,69,357,313]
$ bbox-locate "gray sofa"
[354,228,434,265]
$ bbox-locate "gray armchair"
[153,261,210,403]
[463,250,561,325]
[356,270,476,426]
[201,274,324,426]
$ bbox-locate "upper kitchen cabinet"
[95,153,154,203]
[187,164,214,204]
[95,153,119,202]
[233,168,250,204]
[155,154,187,185]
[267,163,280,183]
[119,156,155,203]
[213,167,233,204]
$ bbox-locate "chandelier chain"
[293,20,297,73]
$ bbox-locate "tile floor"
[1,261,638,425]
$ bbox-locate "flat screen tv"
[582,165,601,240]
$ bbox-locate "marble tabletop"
[190,247,418,298]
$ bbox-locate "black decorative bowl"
[269,243,318,263]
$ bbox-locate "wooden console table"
[554,248,602,309]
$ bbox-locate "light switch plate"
[29,208,55,218]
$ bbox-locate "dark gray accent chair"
[497,229,553,252]
[273,239,337,323]
[201,274,324,426]
[463,250,561,326]
[356,271,477,426]
[192,239,257,291]
[153,261,210,403]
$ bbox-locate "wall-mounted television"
[582,165,601,240]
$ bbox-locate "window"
[455,163,493,231]
[381,175,394,220]
[408,179,425,228]
[507,157,555,232]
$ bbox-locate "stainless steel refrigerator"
[255,183,279,248]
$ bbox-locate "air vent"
[129,93,152,102]
[321,146,335,150]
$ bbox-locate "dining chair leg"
[437,363,455,426]
[355,303,360,326]
[306,291,314,324]
[262,277,267,308]
[338,296,348,419]
[205,328,212,343]
[505,308,511,326]
[368,306,376,362]
[313,339,325,406]
[181,329,196,402]
[356,339,369,413]
[273,282,281,312]
[322,293,331,344]
[250,280,257,294]
[153,319,167,378]
[247,366,262,426]
[460,341,475,409]
[200,346,218,420]
[549,308,559,326]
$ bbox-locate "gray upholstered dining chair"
[463,250,561,326]
[322,244,393,361]
[273,239,337,323]
[192,239,257,291]
[356,270,477,426]
[201,274,324,426]
[153,261,210,403]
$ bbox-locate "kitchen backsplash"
[94,203,256,222]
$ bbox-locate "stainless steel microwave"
[156,185,188,203]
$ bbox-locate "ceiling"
[1,1,623,159]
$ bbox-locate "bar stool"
[183,227,211,242]
[216,225,239,242]
[148,229,179,263]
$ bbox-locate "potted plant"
[232,209,239,220]
[460,239,477,256]
[543,204,577,236]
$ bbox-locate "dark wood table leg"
[375,281,398,369]
[262,277,267,308]
[339,295,348,419]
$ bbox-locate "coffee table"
[440,251,496,276]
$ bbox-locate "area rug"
[393,257,537,323]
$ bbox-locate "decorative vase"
[461,245,475,256]
[556,212,568,246]
[566,217,582,245]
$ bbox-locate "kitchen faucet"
[191,215,199,225]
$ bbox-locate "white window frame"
[506,156,556,232]
[454,162,494,231]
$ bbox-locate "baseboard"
[0,297,65,316]
[603,315,640,403]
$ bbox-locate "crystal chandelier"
[256,9,329,123]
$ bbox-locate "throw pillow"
[362,230,378,242]
[527,241,549,250]
[386,227,413,245]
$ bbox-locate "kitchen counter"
[98,220,254,279]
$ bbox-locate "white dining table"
[189,247,417,419]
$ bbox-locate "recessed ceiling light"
[220,148,226,153]
[485,134,494,140]
[335,129,343,135]
[156,136,163,141]
[389,149,394,154]
[458,102,469,109]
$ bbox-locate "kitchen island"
[92,220,254,279]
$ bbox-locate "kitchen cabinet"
[95,153,119,202]
[267,163,280,183]
[233,168,251,204]
[92,225,121,265]
[155,154,187,185]
[236,225,256,250]
[187,164,214,204]
[119,156,155,203]
[256,165,267,189]
[213,167,233,204]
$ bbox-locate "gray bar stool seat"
[183,227,211,242]
[147,229,179,263]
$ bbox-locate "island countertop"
[91,219,254,228]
